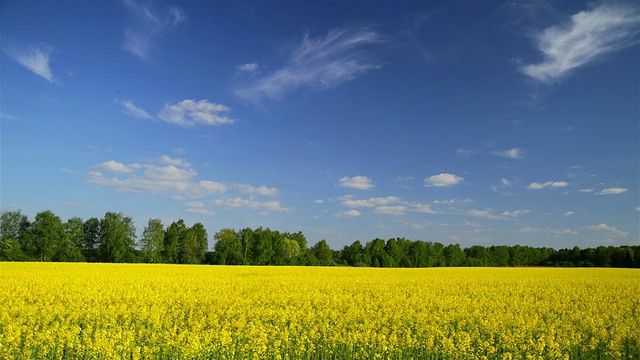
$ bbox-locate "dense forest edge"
[1,210,638,268]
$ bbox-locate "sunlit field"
[1,263,638,359]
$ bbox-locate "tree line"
[1,210,638,268]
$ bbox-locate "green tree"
[214,228,244,265]
[179,223,207,264]
[140,218,164,263]
[31,210,66,262]
[55,217,85,262]
[238,228,254,264]
[444,244,465,266]
[251,228,275,265]
[312,239,333,266]
[0,210,30,260]
[99,212,136,262]
[164,220,186,264]
[82,217,101,261]
[282,238,301,263]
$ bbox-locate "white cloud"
[87,157,241,199]
[238,63,258,72]
[158,99,236,127]
[374,206,406,215]
[3,44,57,83]
[491,147,524,159]
[341,196,400,208]
[412,203,437,214]
[91,160,140,173]
[595,187,628,195]
[119,100,153,119]
[186,208,215,216]
[465,209,505,220]
[527,181,569,189]
[338,176,375,190]
[158,155,186,166]
[184,201,204,208]
[235,27,382,103]
[501,178,511,187]
[586,224,628,237]
[211,197,288,212]
[564,211,575,216]
[332,209,362,218]
[314,199,325,204]
[432,198,473,205]
[463,221,481,228]
[501,210,531,217]
[122,0,186,60]
[520,3,640,82]
[63,202,82,208]
[424,173,464,187]
[518,226,545,233]
[578,188,595,193]
[551,229,578,235]
[235,184,280,196]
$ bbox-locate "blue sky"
[2,1,638,250]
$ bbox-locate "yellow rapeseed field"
[0,263,638,359]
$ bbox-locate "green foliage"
[2,209,639,269]
[99,212,136,263]
[140,218,164,263]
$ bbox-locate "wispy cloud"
[122,0,186,60]
[551,229,578,235]
[332,209,362,218]
[338,176,375,190]
[3,44,57,83]
[238,63,259,72]
[586,224,628,237]
[63,202,82,208]
[456,142,495,157]
[491,147,524,159]
[119,99,235,127]
[520,3,640,82]
[119,100,153,119]
[211,198,288,212]
[341,196,400,208]
[235,184,280,196]
[465,209,505,220]
[157,99,235,127]
[501,210,531,217]
[374,206,406,216]
[424,173,464,187]
[527,181,569,189]
[595,187,628,195]
[235,27,383,103]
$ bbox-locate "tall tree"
[214,228,244,265]
[140,218,164,263]
[312,239,333,266]
[82,217,101,261]
[179,223,207,264]
[31,210,67,262]
[99,212,136,263]
[0,210,30,260]
[164,220,186,264]
[444,244,465,266]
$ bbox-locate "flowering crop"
[0,263,638,359]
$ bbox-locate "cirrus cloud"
[235,27,383,103]
[520,3,640,83]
